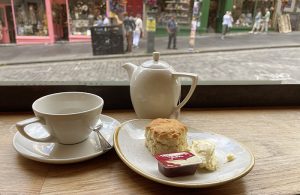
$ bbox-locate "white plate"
[13,114,120,164]
[114,119,255,188]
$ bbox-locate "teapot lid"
[141,52,170,69]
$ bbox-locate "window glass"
[14,0,48,36]
[232,0,276,28]
[156,0,192,26]
[68,0,106,36]
[0,0,299,89]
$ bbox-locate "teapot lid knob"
[153,52,160,61]
[141,52,169,69]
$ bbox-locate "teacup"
[16,92,103,145]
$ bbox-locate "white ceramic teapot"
[123,52,198,119]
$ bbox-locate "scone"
[145,118,188,155]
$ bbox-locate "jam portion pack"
[155,152,202,177]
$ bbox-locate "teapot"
[123,52,198,119]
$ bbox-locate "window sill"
[1,82,300,112]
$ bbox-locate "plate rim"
[114,119,255,188]
[13,114,120,164]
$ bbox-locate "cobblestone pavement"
[1,32,300,65]
[0,47,299,84]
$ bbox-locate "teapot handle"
[172,72,198,114]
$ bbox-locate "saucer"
[13,114,120,164]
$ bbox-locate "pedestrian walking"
[123,13,136,52]
[221,11,233,40]
[166,16,177,49]
[133,14,143,48]
[260,8,271,33]
[249,9,262,34]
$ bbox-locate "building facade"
[175,0,298,34]
[1,0,299,45]
[154,0,289,35]
[0,0,127,44]
[198,0,279,33]
[153,0,279,35]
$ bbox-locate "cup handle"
[16,117,56,143]
[172,72,198,114]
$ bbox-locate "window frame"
[1,83,300,112]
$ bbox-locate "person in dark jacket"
[166,16,177,49]
[123,13,136,52]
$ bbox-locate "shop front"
[11,0,54,44]
[153,0,278,35]
[154,0,202,36]
[67,0,126,42]
[5,0,126,45]
[153,0,231,35]
[67,0,106,42]
[196,0,278,33]
[10,0,108,44]
[231,0,277,32]
[193,0,277,33]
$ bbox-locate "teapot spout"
[122,63,137,80]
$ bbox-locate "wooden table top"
[1,108,300,195]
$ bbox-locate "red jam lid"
[154,152,202,168]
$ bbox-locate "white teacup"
[16,92,103,145]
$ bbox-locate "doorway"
[0,5,16,44]
[5,6,16,43]
[0,5,8,43]
[207,0,226,33]
[207,0,218,32]
[52,0,68,42]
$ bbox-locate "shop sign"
[146,19,156,32]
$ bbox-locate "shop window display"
[232,0,275,28]
[69,0,106,36]
[157,0,192,26]
[109,0,126,24]
[109,0,125,17]
[14,0,48,36]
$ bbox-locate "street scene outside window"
[1,1,300,193]
[0,0,299,85]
